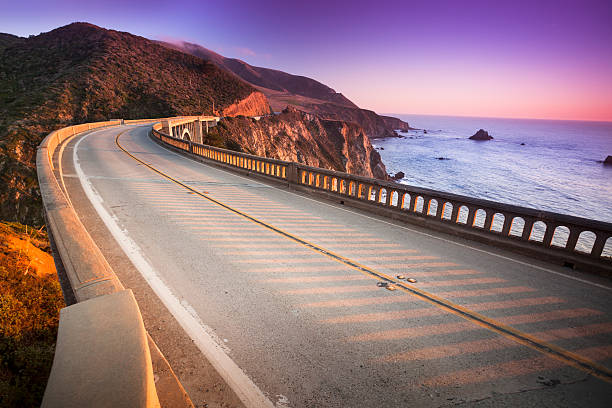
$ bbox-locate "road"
[61,124,612,407]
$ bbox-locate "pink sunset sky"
[2,0,611,121]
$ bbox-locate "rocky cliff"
[205,107,387,179]
[380,115,413,132]
[0,22,271,225]
[221,91,271,117]
[302,102,404,139]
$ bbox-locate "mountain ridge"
[0,22,271,224]
[160,40,413,138]
[0,22,388,225]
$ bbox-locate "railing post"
[287,163,299,184]
[522,218,535,241]
[566,229,581,251]
[450,203,459,222]
[466,206,476,226]
[542,223,556,247]
[501,214,513,236]
[385,190,393,206]
[591,233,607,258]
[484,212,494,230]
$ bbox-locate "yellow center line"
[116,130,612,384]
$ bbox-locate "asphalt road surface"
[62,124,612,407]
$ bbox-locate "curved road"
[61,124,612,407]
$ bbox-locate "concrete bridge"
[160,116,219,143]
[38,117,612,407]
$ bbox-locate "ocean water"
[373,114,612,253]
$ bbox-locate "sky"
[1,0,611,121]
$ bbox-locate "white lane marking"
[143,127,612,292]
[73,130,277,408]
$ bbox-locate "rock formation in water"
[604,156,612,165]
[391,171,405,180]
[469,129,493,140]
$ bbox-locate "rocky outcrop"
[380,115,412,132]
[205,107,387,179]
[604,156,612,165]
[221,91,272,117]
[391,171,405,180]
[302,103,402,139]
[469,129,493,140]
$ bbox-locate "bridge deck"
[61,124,612,407]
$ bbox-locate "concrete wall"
[37,120,192,407]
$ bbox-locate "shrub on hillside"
[0,222,63,407]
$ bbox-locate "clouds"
[233,46,256,57]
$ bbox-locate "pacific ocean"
[374,114,612,254]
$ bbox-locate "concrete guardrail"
[37,120,192,407]
[151,121,612,276]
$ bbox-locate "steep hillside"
[0,221,63,407]
[162,41,357,108]
[205,107,387,179]
[0,22,271,225]
[0,34,24,52]
[161,41,412,138]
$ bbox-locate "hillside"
[0,221,63,407]
[0,34,24,52]
[162,41,358,108]
[161,41,412,138]
[0,22,271,225]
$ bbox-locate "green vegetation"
[0,222,64,407]
[0,22,256,226]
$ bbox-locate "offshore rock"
[604,155,612,165]
[469,129,493,140]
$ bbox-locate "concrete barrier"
[42,290,160,408]
[37,120,193,407]
[151,121,612,276]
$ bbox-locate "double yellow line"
[116,130,612,384]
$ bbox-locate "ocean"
[373,114,612,253]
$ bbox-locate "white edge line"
[149,127,612,292]
[72,129,276,408]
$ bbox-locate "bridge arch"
[181,128,192,141]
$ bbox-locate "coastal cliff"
[303,103,402,139]
[205,107,387,179]
[380,115,413,132]
[221,91,271,117]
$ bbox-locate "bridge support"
[162,120,173,137]
[194,120,203,144]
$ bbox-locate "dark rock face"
[604,156,612,165]
[391,171,405,180]
[469,129,493,140]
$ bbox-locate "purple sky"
[2,0,611,121]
